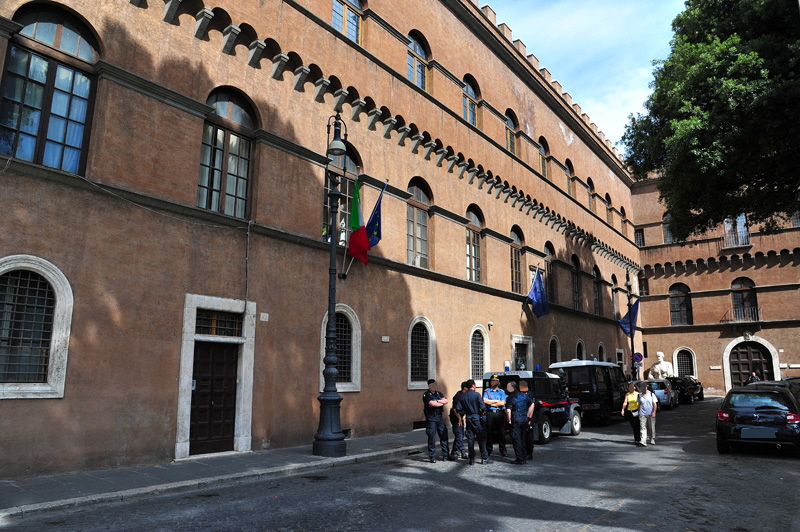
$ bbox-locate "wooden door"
[729,341,773,387]
[190,342,238,455]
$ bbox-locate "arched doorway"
[728,341,774,387]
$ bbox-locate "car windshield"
[729,393,790,409]
[650,382,667,390]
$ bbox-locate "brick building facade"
[0,0,796,477]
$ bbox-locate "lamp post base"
[312,438,347,457]
[312,392,347,457]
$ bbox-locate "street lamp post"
[625,272,637,380]
[313,111,347,457]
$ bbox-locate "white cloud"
[488,0,685,144]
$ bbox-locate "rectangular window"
[514,342,527,371]
[332,0,361,43]
[407,204,428,268]
[466,229,481,282]
[197,124,250,219]
[0,45,92,174]
[572,271,580,310]
[505,127,516,154]
[510,247,522,294]
[593,281,601,316]
[196,310,242,337]
[463,96,477,126]
[540,154,548,180]
[634,229,645,247]
[545,261,555,304]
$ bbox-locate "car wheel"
[539,417,552,444]
[570,411,582,436]
[698,389,704,401]
[664,398,672,410]
[716,437,730,454]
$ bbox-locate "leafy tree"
[622,0,800,240]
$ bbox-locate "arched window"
[331,0,362,43]
[1,6,98,174]
[669,283,693,325]
[319,304,361,392]
[605,194,613,224]
[544,242,556,303]
[565,159,574,196]
[462,76,479,126]
[663,213,675,244]
[510,226,524,294]
[197,89,257,219]
[549,337,560,365]
[323,143,362,244]
[587,178,596,213]
[408,317,435,388]
[407,32,429,91]
[538,137,549,180]
[676,349,696,377]
[576,341,585,360]
[724,213,749,247]
[466,206,484,282]
[0,255,73,398]
[571,255,581,311]
[504,110,518,155]
[611,274,619,319]
[471,329,485,380]
[620,207,628,236]
[598,344,605,362]
[593,266,602,316]
[731,277,758,321]
[407,178,431,268]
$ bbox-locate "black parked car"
[716,384,800,455]
[667,376,704,404]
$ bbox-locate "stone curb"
[2,444,425,520]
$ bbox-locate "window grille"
[549,339,558,365]
[410,323,429,382]
[335,312,352,383]
[470,330,484,380]
[676,351,694,376]
[196,310,242,337]
[514,342,527,370]
[634,229,645,247]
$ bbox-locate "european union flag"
[618,299,639,338]
[526,267,550,318]
[365,182,387,248]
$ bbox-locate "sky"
[488,0,687,148]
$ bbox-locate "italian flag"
[347,177,371,264]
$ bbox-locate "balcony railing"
[722,229,750,248]
[722,306,762,323]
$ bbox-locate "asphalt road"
[4,396,800,532]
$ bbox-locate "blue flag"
[526,267,550,318]
[365,182,387,248]
[618,299,639,338]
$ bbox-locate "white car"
[642,380,680,410]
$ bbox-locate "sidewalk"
[0,429,429,520]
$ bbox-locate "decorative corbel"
[423,141,436,160]
[410,134,425,154]
[366,108,382,130]
[456,161,469,178]
[465,167,479,184]
[382,117,397,139]
[446,155,458,173]
[493,182,505,199]
[314,78,331,103]
[397,126,412,146]
[333,89,349,112]
[435,149,447,167]
[221,24,241,55]
[248,40,266,68]
[194,8,214,38]
[293,66,310,91]
[164,0,184,24]
[271,53,289,79]
[476,174,490,190]
[350,99,366,121]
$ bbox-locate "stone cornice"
[0,16,22,40]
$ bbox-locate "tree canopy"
[622,0,800,240]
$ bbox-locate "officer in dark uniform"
[448,381,469,460]
[422,378,450,463]
[505,380,535,464]
[519,379,536,459]
[456,379,491,465]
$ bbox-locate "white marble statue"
[648,351,675,379]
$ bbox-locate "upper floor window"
[323,145,361,244]
[605,194,613,224]
[0,255,73,399]
[620,207,628,236]
[510,227,524,294]
[793,210,800,228]
[669,283,693,325]
[723,213,749,247]
[504,111,518,155]
[571,255,581,311]
[538,137,549,180]
[587,178,596,213]
[662,213,675,244]
[462,77,479,126]
[466,206,483,282]
[731,277,758,321]
[544,241,556,303]
[407,32,429,91]
[592,267,602,316]
[407,179,431,268]
[332,0,362,43]
[634,228,645,247]
[197,89,257,219]
[565,159,574,197]
[1,7,98,174]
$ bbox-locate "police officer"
[483,375,508,457]
[423,378,450,463]
[519,379,536,459]
[448,381,469,460]
[456,379,491,465]
[505,380,535,464]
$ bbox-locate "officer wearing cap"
[505,380,535,464]
[455,379,491,465]
[448,381,469,460]
[422,378,450,463]
[483,375,508,457]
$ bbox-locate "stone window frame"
[408,315,436,390]
[319,303,362,393]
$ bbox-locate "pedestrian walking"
[505,381,535,464]
[483,375,508,457]
[448,381,469,460]
[637,381,658,446]
[620,382,641,444]
[456,379,491,465]
[423,379,450,463]
[519,379,536,459]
